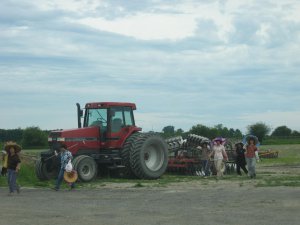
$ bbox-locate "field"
[0,144,299,225]
[1,144,300,188]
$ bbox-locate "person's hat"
[244,135,259,145]
[4,141,22,153]
[64,170,78,183]
[213,137,225,144]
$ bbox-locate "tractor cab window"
[110,107,135,133]
[110,107,124,133]
[86,108,107,131]
[124,107,134,126]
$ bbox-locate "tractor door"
[84,108,108,143]
[106,106,135,149]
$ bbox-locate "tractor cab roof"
[85,102,136,110]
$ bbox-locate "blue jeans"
[7,169,19,193]
[55,168,75,189]
[246,157,256,177]
[201,160,210,176]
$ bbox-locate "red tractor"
[35,102,168,181]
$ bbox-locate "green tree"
[247,122,271,143]
[175,128,184,135]
[271,125,292,137]
[21,126,48,149]
[190,124,208,137]
[234,129,243,138]
[162,125,175,134]
[0,128,23,143]
[291,130,300,137]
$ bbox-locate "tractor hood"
[48,127,100,142]
[48,127,100,153]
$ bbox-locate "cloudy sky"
[0,0,300,133]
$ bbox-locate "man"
[53,143,75,191]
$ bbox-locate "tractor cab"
[77,102,141,148]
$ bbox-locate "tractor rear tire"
[73,155,98,182]
[130,133,168,179]
[120,132,140,178]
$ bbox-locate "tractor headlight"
[57,137,65,142]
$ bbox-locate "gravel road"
[1,182,299,225]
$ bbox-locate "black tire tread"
[130,133,167,179]
[120,132,141,178]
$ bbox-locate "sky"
[0,0,300,134]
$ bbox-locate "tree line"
[0,123,299,149]
[161,123,300,144]
[0,127,49,149]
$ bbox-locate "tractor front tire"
[35,158,58,181]
[130,133,168,179]
[73,155,98,182]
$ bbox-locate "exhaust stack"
[76,103,83,128]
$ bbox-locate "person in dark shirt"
[5,142,22,195]
[235,142,248,176]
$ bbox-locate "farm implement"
[166,134,236,176]
[258,150,279,159]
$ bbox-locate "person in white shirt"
[209,137,228,178]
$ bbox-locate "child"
[235,142,248,176]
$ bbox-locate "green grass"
[259,144,300,165]
[263,138,300,145]
[1,144,299,189]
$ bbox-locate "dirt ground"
[1,173,300,225]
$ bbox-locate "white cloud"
[0,0,300,133]
[255,23,271,45]
[77,13,197,41]
[30,0,103,14]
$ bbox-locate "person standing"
[5,142,22,195]
[245,137,260,179]
[200,142,211,177]
[235,142,248,176]
[209,138,228,178]
[53,143,75,191]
